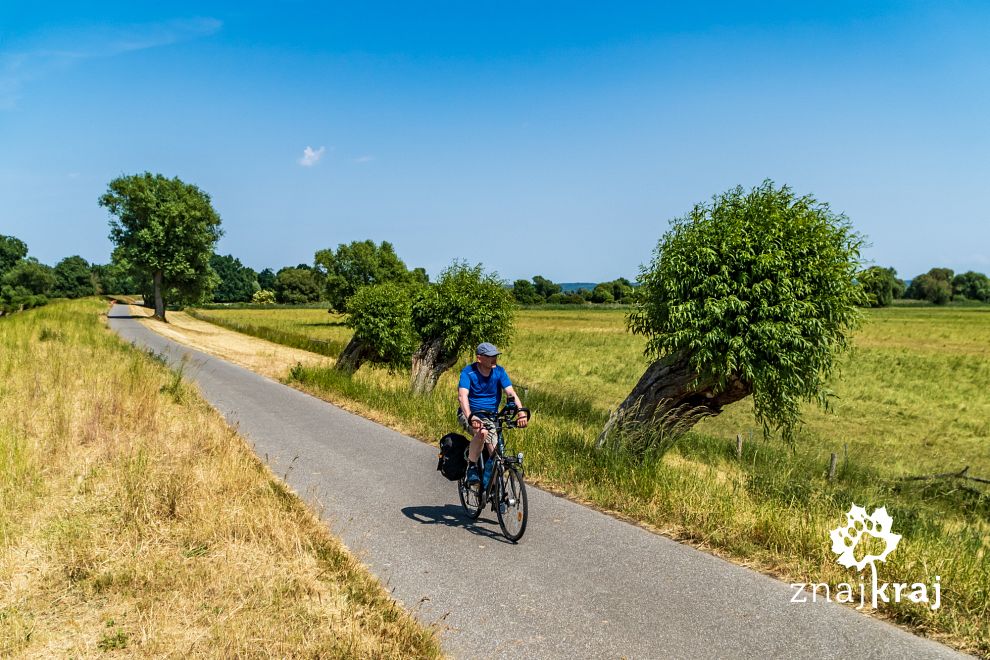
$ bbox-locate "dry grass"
[133,306,332,380]
[0,299,441,658]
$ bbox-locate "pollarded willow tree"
[335,282,418,374]
[409,261,515,394]
[100,173,222,321]
[598,180,865,448]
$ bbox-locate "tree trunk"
[597,352,751,447]
[410,337,459,395]
[335,337,374,374]
[153,270,166,322]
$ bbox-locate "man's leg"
[467,428,487,463]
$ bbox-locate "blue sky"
[2,2,989,282]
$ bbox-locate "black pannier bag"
[437,432,470,481]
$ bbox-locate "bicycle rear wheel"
[496,466,528,542]
[458,475,483,519]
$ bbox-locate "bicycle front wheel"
[458,475,483,519]
[496,466,528,542]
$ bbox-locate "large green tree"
[599,181,865,448]
[906,268,954,305]
[1,258,56,313]
[0,235,28,277]
[274,267,322,304]
[99,173,222,321]
[532,275,560,300]
[858,266,901,308]
[590,283,615,304]
[952,271,990,302]
[257,268,277,291]
[512,279,541,304]
[210,253,259,303]
[409,262,515,394]
[315,240,417,311]
[53,255,96,299]
[605,277,636,303]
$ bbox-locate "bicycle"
[457,405,531,543]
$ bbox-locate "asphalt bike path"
[107,305,965,659]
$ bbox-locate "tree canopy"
[210,253,259,303]
[512,279,542,304]
[336,282,418,373]
[952,271,990,302]
[532,275,561,300]
[590,283,615,304]
[1,258,56,313]
[602,180,865,447]
[315,240,419,311]
[906,268,953,305]
[274,267,322,304]
[0,235,28,277]
[52,255,96,299]
[91,259,140,296]
[858,266,902,308]
[100,172,222,320]
[257,268,277,291]
[409,261,515,393]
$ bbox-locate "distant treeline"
[510,276,635,305]
[1,235,115,315]
[859,266,990,306]
[4,231,987,316]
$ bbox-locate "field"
[190,304,990,654]
[0,300,441,657]
[190,305,990,476]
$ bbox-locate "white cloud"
[299,146,326,167]
[354,155,375,163]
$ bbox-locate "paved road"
[108,305,965,659]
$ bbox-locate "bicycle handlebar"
[468,406,532,428]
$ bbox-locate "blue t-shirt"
[458,363,512,413]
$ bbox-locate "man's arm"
[503,385,528,427]
[458,387,480,430]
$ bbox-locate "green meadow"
[190,304,990,654]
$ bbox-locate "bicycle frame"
[465,409,526,492]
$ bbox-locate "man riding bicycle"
[457,342,528,485]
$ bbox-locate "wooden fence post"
[828,453,838,481]
[736,433,743,459]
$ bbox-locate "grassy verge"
[0,299,441,657]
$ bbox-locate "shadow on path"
[401,504,513,544]
[109,312,152,319]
